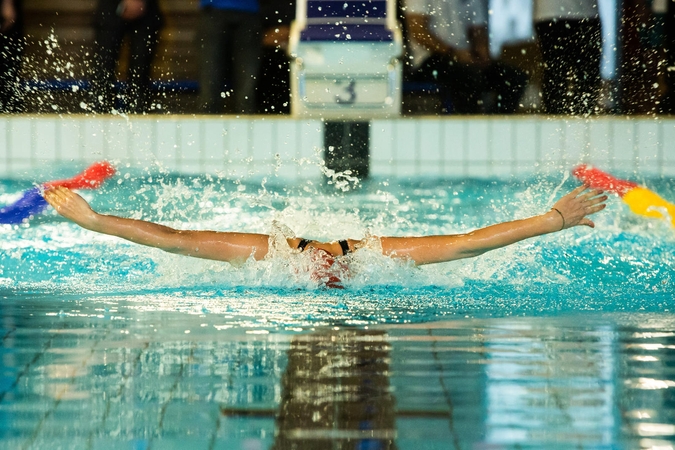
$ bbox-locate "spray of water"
[2,160,674,323]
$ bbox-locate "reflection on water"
[272,329,396,449]
[1,295,675,449]
[482,322,615,446]
[618,324,675,449]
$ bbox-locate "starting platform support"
[289,0,403,181]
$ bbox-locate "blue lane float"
[0,161,116,225]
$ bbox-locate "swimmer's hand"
[550,185,608,230]
[43,187,100,230]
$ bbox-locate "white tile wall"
[538,119,564,169]
[83,119,106,161]
[1,115,674,180]
[588,119,612,169]
[0,120,7,169]
[34,118,58,162]
[636,118,661,173]
[391,119,417,164]
[663,122,675,170]
[8,117,31,166]
[563,119,588,163]
[513,119,537,167]
[297,121,323,161]
[106,118,132,161]
[467,120,490,164]
[129,119,155,165]
[371,120,395,164]
[177,119,201,170]
[490,120,513,165]
[442,120,466,170]
[201,119,226,166]
[611,118,636,169]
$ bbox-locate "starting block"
[289,0,403,119]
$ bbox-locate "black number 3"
[335,79,357,104]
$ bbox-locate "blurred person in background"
[403,0,528,114]
[197,0,261,114]
[660,0,675,114]
[90,0,164,113]
[257,0,294,114]
[0,0,24,113]
[534,0,602,115]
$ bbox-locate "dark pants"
[256,46,291,114]
[0,0,24,113]
[197,8,262,114]
[409,54,528,114]
[91,0,163,113]
[662,4,675,114]
[535,18,602,115]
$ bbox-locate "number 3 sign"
[335,79,357,104]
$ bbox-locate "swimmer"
[43,185,607,269]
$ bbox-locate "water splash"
[2,168,674,322]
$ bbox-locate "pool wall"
[1,115,673,179]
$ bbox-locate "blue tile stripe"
[300,24,393,41]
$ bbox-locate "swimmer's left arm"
[44,187,270,264]
[380,186,607,265]
[381,211,565,264]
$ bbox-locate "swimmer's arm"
[380,213,561,265]
[44,187,270,264]
[380,186,607,265]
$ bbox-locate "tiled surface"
[1,115,674,179]
[2,296,672,449]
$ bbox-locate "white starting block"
[289,0,403,119]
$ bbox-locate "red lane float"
[573,164,675,226]
[0,161,116,224]
[44,161,116,190]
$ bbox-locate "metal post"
[323,121,370,181]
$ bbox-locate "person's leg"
[126,0,163,113]
[443,61,481,114]
[483,61,528,114]
[569,18,602,115]
[415,54,482,114]
[256,46,291,114]
[663,2,675,114]
[535,20,572,114]
[0,15,24,113]
[197,8,229,113]
[91,0,127,113]
[229,11,262,114]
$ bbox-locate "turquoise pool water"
[1,171,674,449]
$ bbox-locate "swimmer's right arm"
[43,187,270,264]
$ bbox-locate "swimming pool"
[1,170,675,449]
